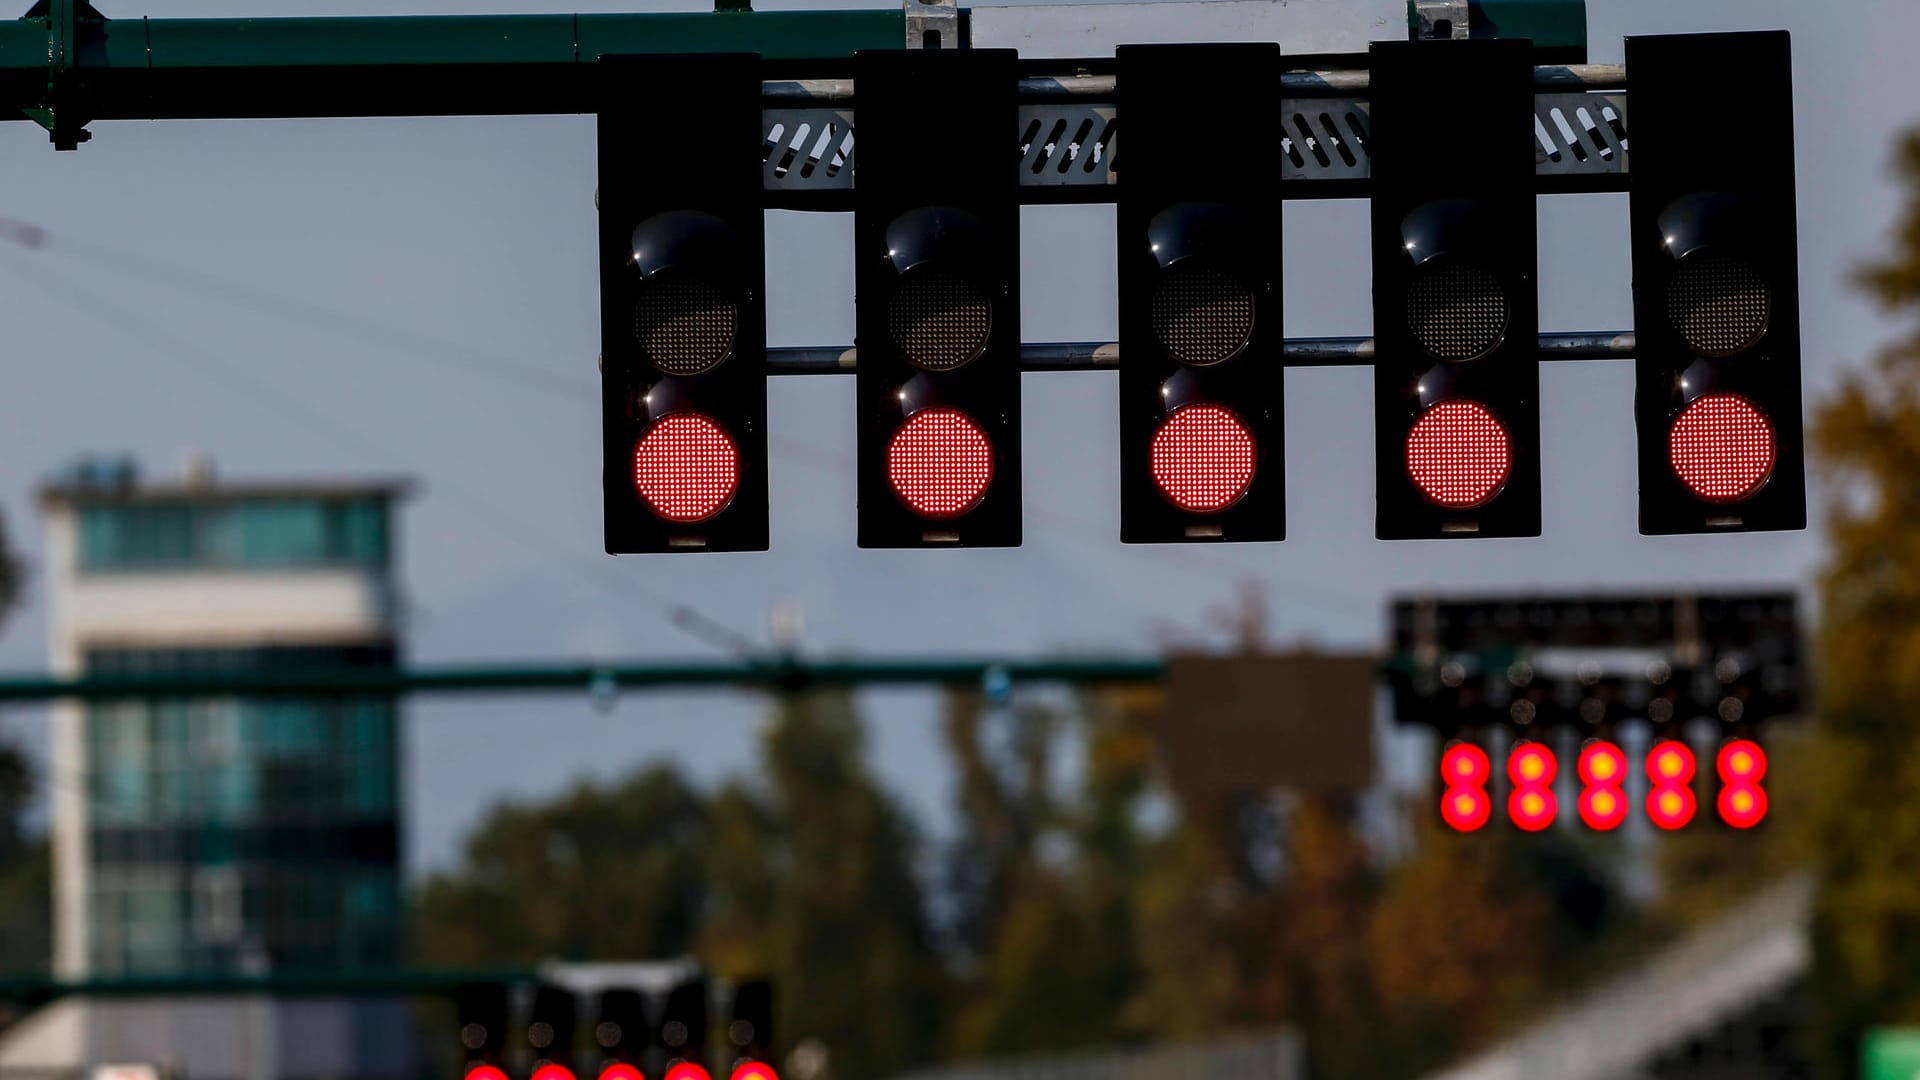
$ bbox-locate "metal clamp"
[1413,0,1471,41]
[905,0,959,50]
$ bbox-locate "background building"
[0,455,412,1078]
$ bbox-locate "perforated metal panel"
[755,87,1631,198]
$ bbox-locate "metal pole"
[766,332,1634,374]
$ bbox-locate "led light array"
[1438,739,1770,832]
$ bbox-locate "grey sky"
[0,0,1908,873]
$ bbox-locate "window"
[77,497,390,571]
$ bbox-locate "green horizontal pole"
[0,966,542,1003]
[2,9,901,138]
[0,657,1166,703]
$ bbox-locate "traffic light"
[1370,39,1541,539]
[1116,44,1285,543]
[599,53,769,553]
[1627,32,1804,534]
[658,977,710,1073]
[594,987,648,1074]
[727,978,774,1073]
[528,983,579,1074]
[854,49,1021,547]
[456,982,510,1074]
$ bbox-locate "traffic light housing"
[456,982,510,1071]
[599,53,769,553]
[528,983,579,1073]
[658,977,710,1072]
[595,987,648,1067]
[1116,44,1285,543]
[1371,39,1541,539]
[727,978,774,1071]
[1628,31,1804,534]
[854,49,1022,548]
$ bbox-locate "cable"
[0,250,763,659]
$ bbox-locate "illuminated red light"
[1716,740,1768,784]
[664,1066,712,1080]
[1440,785,1491,832]
[887,407,994,518]
[1578,785,1629,831]
[532,1067,578,1080]
[599,1067,646,1080]
[465,1069,510,1080]
[1506,744,1558,787]
[1647,741,1697,785]
[1647,784,1698,831]
[1440,744,1491,788]
[1508,786,1558,832]
[1669,393,1775,503]
[730,1066,780,1080]
[1406,399,1512,509]
[634,413,740,523]
[1577,741,1627,787]
[1149,403,1257,512]
[1717,783,1769,829]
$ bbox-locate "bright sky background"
[0,0,1910,874]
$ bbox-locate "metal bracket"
[905,0,959,50]
[21,0,106,149]
[1413,0,1471,41]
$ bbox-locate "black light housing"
[1371,38,1541,540]
[599,53,769,553]
[854,48,1022,548]
[1628,30,1804,534]
[1117,43,1285,544]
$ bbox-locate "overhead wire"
[0,248,763,659]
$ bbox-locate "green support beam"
[0,967,542,1004]
[0,656,1166,703]
[2,8,903,145]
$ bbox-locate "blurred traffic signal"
[599,53,769,553]
[659,978,710,1073]
[595,987,648,1072]
[528,983,579,1074]
[1628,32,1804,534]
[1116,44,1285,543]
[1647,739,1699,830]
[1439,742,1492,832]
[727,978,774,1071]
[1370,40,1541,539]
[457,982,510,1073]
[1716,738,1769,828]
[854,49,1021,547]
[1506,741,1559,832]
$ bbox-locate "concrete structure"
[0,457,412,1080]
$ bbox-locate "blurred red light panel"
[1577,785,1628,831]
[634,413,741,523]
[664,1066,712,1080]
[1440,743,1491,788]
[532,1067,578,1080]
[599,1067,646,1080]
[1406,400,1513,509]
[1716,740,1768,784]
[1440,786,1491,832]
[1508,787,1558,832]
[1647,741,1697,786]
[1149,403,1257,512]
[1576,741,1626,787]
[1669,393,1775,503]
[887,408,995,518]
[1647,784,1698,831]
[465,1069,509,1080]
[1717,783,1770,830]
[1506,743,1558,787]
[730,1065,780,1080]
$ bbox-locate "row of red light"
[627,390,1777,525]
[469,1063,777,1080]
[1439,739,1769,832]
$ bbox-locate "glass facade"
[83,645,401,975]
[78,498,389,572]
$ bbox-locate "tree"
[1808,128,1920,1077]
[758,688,945,1080]
[411,765,712,965]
